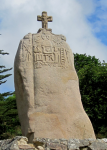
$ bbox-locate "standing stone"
[14,11,96,142]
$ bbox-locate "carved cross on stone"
[37,11,53,29]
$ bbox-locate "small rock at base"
[37,146,44,150]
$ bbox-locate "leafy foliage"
[0,47,20,139]
[0,94,21,139]
[74,53,101,72]
[0,50,12,86]
[74,53,107,137]
[0,50,13,98]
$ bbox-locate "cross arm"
[37,15,42,21]
[47,16,53,22]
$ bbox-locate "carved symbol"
[52,36,63,46]
[42,46,52,53]
[46,35,50,40]
[41,34,46,40]
[60,35,66,41]
[33,34,70,69]
[23,43,31,62]
[34,35,41,42]
[41,33,51,40]
[60,48,65,65]
[33,46,42,53]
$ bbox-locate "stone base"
[1,136,107,150]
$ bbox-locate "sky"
[0,0,107,93]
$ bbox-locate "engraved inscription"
[33,45,69,68]
[42,46,52,53]
[23,43,31,61]
[33,31,70,69]
[21,34,32,62]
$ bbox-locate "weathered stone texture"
[14,28,95,142]
[1,137,107,150]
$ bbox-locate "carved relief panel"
[20,33,32,66]
[32,30,70,69]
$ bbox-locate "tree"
[0,47,16,139]
[74,53,107,138]
[74,53,101,73]
[0,50,13,99]
[0,94,21,139]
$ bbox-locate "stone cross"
[37,11,52,29]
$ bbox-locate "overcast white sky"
[0,0,107,93]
